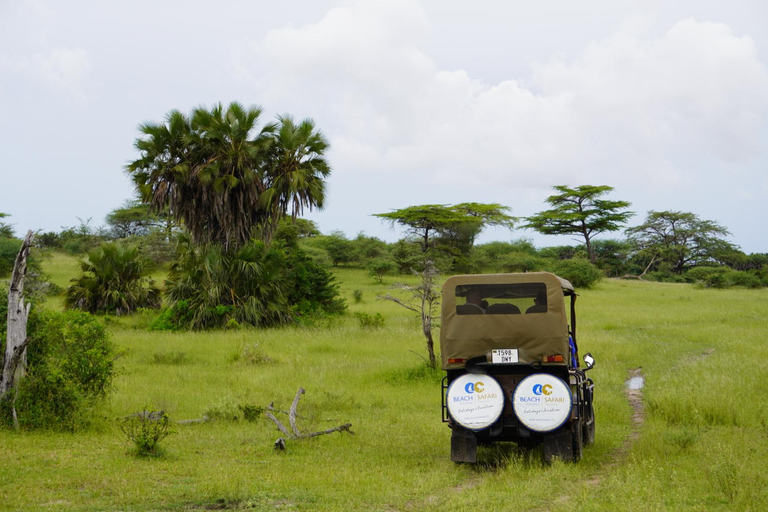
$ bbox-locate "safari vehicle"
[440,272,595,463]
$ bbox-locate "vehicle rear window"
[455,283,548,315]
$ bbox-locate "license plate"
[492,349,518,364]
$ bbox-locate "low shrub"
[354,312,385,329]
[119,410,174,456]
[2,310,115,430]
[552,258,603,288]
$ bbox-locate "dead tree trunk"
[1,230,34,399]
[379,259,440,368]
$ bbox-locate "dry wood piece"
[1,231,35,430]
[266,387,355,448]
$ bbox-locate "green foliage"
[368,258,396,283]
[551,258,603,288]
[0,236,21,277]
[160,236,344,330]
[126,103,330,249]
[149,299,194,331]
[685,266,765,289]
[119,410,174,456]
[626,210,735,273]
[538,245,579,261]
[320,231,355,267]
[350,233,389,264]
[501,252,547,273]
[354,311,385,328]
[3,310,115,430]
[0,212,14,238]
[390,239,420,273]
[352,289,364,304]
[374,203,515,264]
[283,243,346,318]
[64,241,161,315]
[105,200,166,239]
[524,185,633,263]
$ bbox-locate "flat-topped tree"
[524,185,633,264]
[374,203,515,254]
[626,210,735,273]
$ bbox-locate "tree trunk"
[0,230,34,398]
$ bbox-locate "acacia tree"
[105,200,166,239]
[375,203,514,366]
[374,203,515,255]
[524,185,633,263]
[626,210,735,273]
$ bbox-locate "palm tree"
[260,115,331,243]
[65,242,160,315]
[126,102,276,250]
[127,104,332,250]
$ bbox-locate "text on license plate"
[492,349,519,364]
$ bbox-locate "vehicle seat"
[456,304,485,315]
[486,303,521,315]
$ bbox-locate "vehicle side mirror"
[583,353,595,370]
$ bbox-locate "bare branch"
[265,412,293,438]
[289,387,305,437]
[304,423,355,438]
[378,294,420,313]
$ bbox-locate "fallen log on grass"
[266,387,354,449]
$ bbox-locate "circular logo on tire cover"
[513,374,572,432]
[446,374,505,431]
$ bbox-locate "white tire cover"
[512,373,572,432]
[446,374,505,431]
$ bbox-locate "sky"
[1,0,767,252]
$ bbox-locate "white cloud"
[23,47,93,99]
[235,2,768,195]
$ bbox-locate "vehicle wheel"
[571,421,583,462]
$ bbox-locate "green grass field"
[2,260,767,511]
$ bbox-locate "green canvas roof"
[440,272,573,370]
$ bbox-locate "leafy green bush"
[0,236,21,277]
[501,252,546,273]
[552,258,603,288]
[65,241,161,315]
[353,289,363,304]
[160,236,345,330]
[354,312,385,329]
[2,310,115,430]
[685,266,765,289]
[119,410,174,456]
[368,258,396,283]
